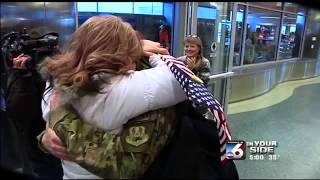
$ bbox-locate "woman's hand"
[141,40,169,57]
[186,56,196,69]
[42,128,73,161]
[42,92,73,160]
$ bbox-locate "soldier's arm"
[39,103,177,178]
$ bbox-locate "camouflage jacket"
[45,58,189,178]
[47,91,177,178]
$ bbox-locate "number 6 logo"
[231,144,244,159]
[226,141,246,160]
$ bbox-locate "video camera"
[1,28,59,71]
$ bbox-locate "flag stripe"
[160,55,232,165]
[220,133,226,144]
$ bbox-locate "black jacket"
[6,69,45,134]
[5,68,62,178]
[142,101,239,179]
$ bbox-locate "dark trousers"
[0,109,24,172]
[4,115,63,179]
[19,122,63,179]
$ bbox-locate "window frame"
[234,2,308,67]
[78,2,164,16]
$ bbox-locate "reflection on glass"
[78,2,97,12]
[278,13,304,59]
[244,7,281,64]
[283,2,306,15]
[303,9,320,59]
[233,4,245,66]
[248,2,283,10]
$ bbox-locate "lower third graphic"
[226,141,246,160]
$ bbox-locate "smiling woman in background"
[177,35,211,87]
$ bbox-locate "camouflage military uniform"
[39,56,240,179]
[41,58,179,178]
[47,104,177,179]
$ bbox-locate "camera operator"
[5,51,62,178]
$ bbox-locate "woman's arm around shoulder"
[117,55,187,124]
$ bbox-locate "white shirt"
[41,54,187,179]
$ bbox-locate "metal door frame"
[186,2,237,113]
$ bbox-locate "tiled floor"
[228,76,320,115]
[227,76,320,179]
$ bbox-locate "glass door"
[188,2,236,112]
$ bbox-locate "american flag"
[160,55,232,164]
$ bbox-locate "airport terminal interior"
[1,2,320,179]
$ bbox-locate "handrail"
[208,72,234,80]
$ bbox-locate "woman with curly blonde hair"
[39,15,186,179]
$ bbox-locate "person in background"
[0,87,24,174]
[177,35,211,87]
[244,31,257,64]
[159,20,171,52]
[38,15,187,179]
[5,53,63,178]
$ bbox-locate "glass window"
[233,4,245,66]
[98,2,133,13]
[283,2,306,15]
[278,13,305,59]
[197,7,217,19]
[78,2,97,12]
[195,2,233,104]
[248,2,283,10]
[244,7,281,64]
[196,2,233,74]
[134,2,163,15]
[303,9,320,59]
[134,2,153,15]
[196,5,217,61]
[151,2,163,15]
[78,2,172,54]
[79,2,163,15]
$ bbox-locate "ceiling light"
[210,2,217,7]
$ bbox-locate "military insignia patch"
[125,126,149,147]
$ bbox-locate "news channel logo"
[226,140,279,160]
[226,141,246,160]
